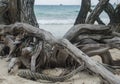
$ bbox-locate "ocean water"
[34,5,110,38]
[34,5,111,25]
[34,5,80,25]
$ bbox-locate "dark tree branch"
[114,3,120,23]
[89,9,105,25]
[74,0,91,25]
[104,3,115,24]
[86,0,109,24]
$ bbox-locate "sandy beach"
[0,49,120,84]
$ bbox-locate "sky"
[35,0,120,5]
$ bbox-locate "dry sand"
[0,49,120,84]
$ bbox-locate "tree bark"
[19,0,39,27]
[104,3,115,24]
[86,0,109,24]
[89,9,105,25]
[74,0,91,25]
[1,0,39,27]
[7,0,18,23]
[115,4,120,23]
[110,4,120,32]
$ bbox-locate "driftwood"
[0,23,120,83]
[5,23,119,67]
[60,39,120,84]
[3,35,18,60]
[31,42,42,72]
[64,24,120,66]
[63,24,111,42]
[0,43,4,56]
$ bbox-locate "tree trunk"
[110,4,120,32]
[115,4,120,24]
[2,0,39,27]
[5,0,19,24]
[19,0,39,27]
[74,0,91,25]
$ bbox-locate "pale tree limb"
[31,42,42,72]
[59,39,120,84]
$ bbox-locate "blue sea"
[34,5,110,38]
[34,5,111,25]
[34,5,80,25]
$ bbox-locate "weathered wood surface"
[89,8,105,25]
[86,0,109,24]
[104,3,115,24]
[60,39,120,84]
[0,0,8,15]
[63,24,111,42]
[0,23,120,84]
[19,0,39,27]
[115,4,120,23]
[0,0,9,24]
[13,23,57,44]
[0,0,39,27]
[31,42,42,72]
[7,0,18,23]
[64,24,120,66]
[74,0,90,25]
[0,23,119,67]
[0,23,58,44]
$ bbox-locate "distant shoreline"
[34,5,81,6]
[34,4,116,6]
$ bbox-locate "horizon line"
[34,4,80,5]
